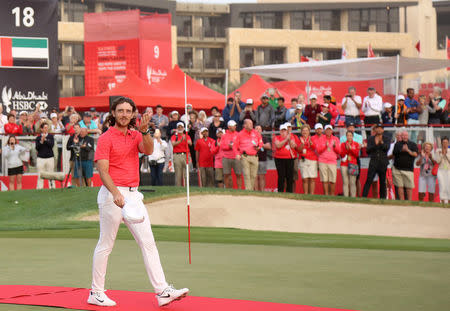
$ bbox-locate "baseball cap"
[216,128,225,134]
[176,122,185,128]
[309,94,317,100]
[246,98,253,105]
[50,113,57,119]
[314,123,323,130]
[324,124,333,130]
[200,127,208,133]
[84,112,91,117]
[322,103,329,108]
[227,120,237,127]
[285,122,292,128]
[19,111,28,115]
[397,95,405,101]
[261,95,269,99]
[374,123,383,129]
[384,102,392,108]
[90,107,96,112]
[171,110,179,115]
[296,104,303,110]
[187,103,193,108]
[347,122,355,127]
[279,124,288,131]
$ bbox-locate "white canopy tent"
[241,56,450,115]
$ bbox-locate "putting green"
[1,238,449,311]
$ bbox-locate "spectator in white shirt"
[341,86,362,127]
[3,136,27,190]
[148,129,168,186]
[362,87,383,136]
[0,105,7,134]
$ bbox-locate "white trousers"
[91,186,168,293]
[36,157,55,189]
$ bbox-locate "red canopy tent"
[228,74,293,106]
[150,65,225,110]
[60,66,225,112]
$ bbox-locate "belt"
[243,154,257,157]
[345,115,359,118]
[117,186,138,192]
[174,152,186,154]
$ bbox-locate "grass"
[0,187,449,311]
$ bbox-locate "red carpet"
[0,285,358,311]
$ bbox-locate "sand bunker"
[81,195,450,239]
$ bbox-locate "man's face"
[156,107,163,115]
[42,124,49,134]
[83,116,91,124]
[80,128,88,137]
[262,98,268,105]
[235,92,241,101]
[172,113,179,121]
[112,102,134,128]
[211,108,219,115]
[255,125,262,134]
[407,89,414,98]
[278,100,285,107]
[228,125,236,132]
[244,119,253,131]
[177,125,184,133]
[316,128,323,135]
[291,100,298,108]
[20,114,27,121]
[386,107,392,113]
[74,125,81,135]
[347,125,355,133]
[375,127,384,135]
[368,89,375,97]
[310,98,317,106]
[401,132,409,141]
[349,88,356,96]
[217,131,223,138]
[8,116,15,123]
[202,130,208,138]
[325,128,332,136]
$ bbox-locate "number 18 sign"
[0,0,58,114]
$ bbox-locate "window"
[177,47,193,68]
[177,16,192,37]
[437,11,450,49]
[349,8,399,32]
[316,10,340,31]
[299,48,313,59]
[202,16,227,38]
[261,48,284,64]
[72,43,84,66]
[62,1,90,22]
[204,77,225,89]
[357,49,400,58]
[291,11,312,30]
[255,12,283,29]
[299,48,340,60]
[200,48,224,69]
[239,13,253,28]
[240,48,254,67]
[73,76,84,96]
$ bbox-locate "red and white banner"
[84,10,172,95]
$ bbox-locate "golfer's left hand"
[139,112,151,132]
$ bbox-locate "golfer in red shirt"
[89,97,188,307]
[195,127,215,187]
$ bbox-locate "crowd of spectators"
[0,85,449,204]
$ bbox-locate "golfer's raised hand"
[139,112,151,132]
[113,192,125,208]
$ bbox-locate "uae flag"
[0,37,49,69]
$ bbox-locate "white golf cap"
[50,113,57,119]
[19,111,28,115]
[176,122,185,128]
[280,124,288,131]
[309,94,318,100]
[314,123,323,130]
[322,103,329,108]
[246,98,253,105]
[384,102,392,108]
[200,127,208,132]
[187,103,193,108]
[397,95,405,101]
[325,124,333,130]
[296,104,303,110]
[285,122,292,127]
[227,120,237,127]
[171,110,179,115]
[216,128,225,134]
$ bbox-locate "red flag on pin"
[367,44,375,58]
[415,41,420,53]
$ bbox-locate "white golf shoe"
[87,290,117,307]
[156,285,189,307]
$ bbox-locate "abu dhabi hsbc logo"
[1,86,48,113]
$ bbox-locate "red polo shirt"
[171,133,192,153]
[195,137,215,167]
[94,126,143,187]
[273,135,295,159]
[4,123,23,135]
[233,129,263,156]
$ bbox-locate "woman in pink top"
[298,125,317,195]
[315,124,340,196]
[273,124,297,193]
[340,131,361,197]
[212,128,225,188]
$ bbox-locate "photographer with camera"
[148,129,167,186]
[67,125,94,187]
[342,86,362,127]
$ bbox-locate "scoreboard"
[0,0,58,114]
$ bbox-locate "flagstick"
[394,54,400,124]
[306,80,310,106]
[184,73,191,265]
[225,69,229,106]
[446,36,449,90]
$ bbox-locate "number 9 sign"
[154,45,160,59]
